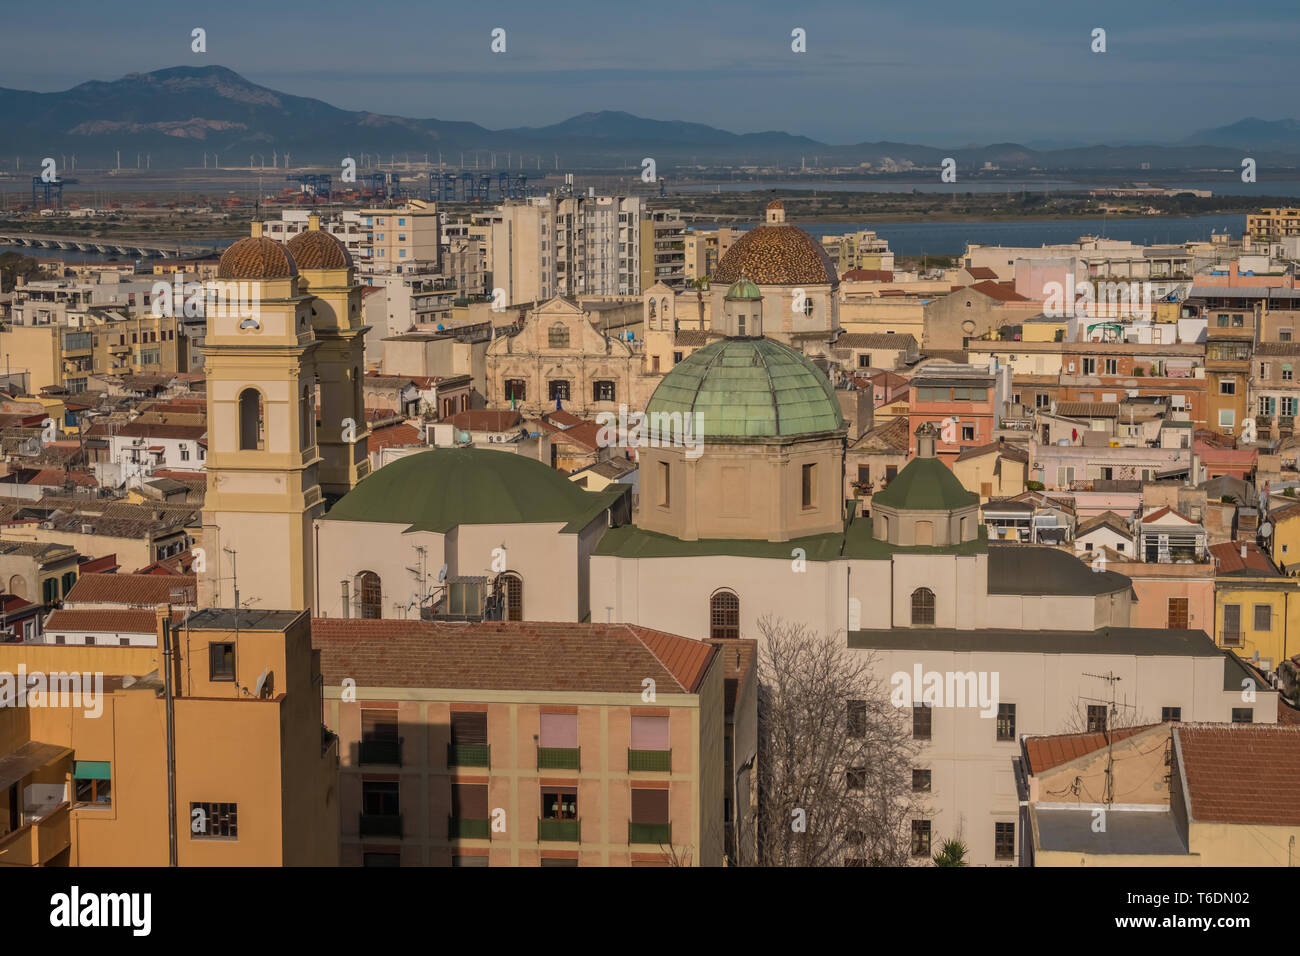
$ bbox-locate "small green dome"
[724,278,762,301]
[872,457,978,511]
[324,448,615,531]
[646,338,846,441]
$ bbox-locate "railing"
[448,817,490,840]
[628,749,672,772]
[628,821,672,845]
[538,818,581,842]
[1222,630,1244,648]
[0,803,70,866]
[359,813,403,838]
[537,747,580,770]
[447,743,490,768]
[359,738,403,766]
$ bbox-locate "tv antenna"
[1080,670,1133,805]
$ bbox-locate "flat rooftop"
[184,608,304,631]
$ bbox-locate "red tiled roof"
[45,608,161,634]
[1209,541,1278,575]
[366,422,422,454]
[28,469,97,487]
[966,266,998,280]
[449,410,522,432]
[540,419,602,451]
[78,554,119,574]
[969,280,1029,302]
[1142,506,1196,524]
[1177,724,1300,826]
[63,572,197,607]
[545,409,584,428]
[1024,724,1158,774]
[311,619,717,694]
[842,268,894,282]
[0,594,36,614]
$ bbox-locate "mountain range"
[2,66,1300,172]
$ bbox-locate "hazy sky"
[3,0,1298,145]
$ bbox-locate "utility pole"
[1081,671,1126,805]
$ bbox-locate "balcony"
[628,749,672,772]
[537,747,580,770]
[1222,630,1244,648]
[448,816,490,840]
[359,813,403,838]
[0,803,70,866]
[447,743,490,768]
[538,818,581,842]
[359,738,403,766]
[628,821,672,845]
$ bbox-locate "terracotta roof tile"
[1024,724,1159,774]
[63,572,197,607]
[1177,724,1300,826]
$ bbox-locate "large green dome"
[646,338,846,441]
[323,448,620,532]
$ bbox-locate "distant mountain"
[1,66,1298,171]
[1183,117,1300,150]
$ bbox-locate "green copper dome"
[646,338,846,441]
[871,457,978,511]
[724,277,762,301]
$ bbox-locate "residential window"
[360,710,401,765]
[961,425,975,441]
[209,642,234,681]
[1254,604,1273,631]
[592,380,616,403]
[1231,708,1253,723]
[1167,597,1189,629]
[801,463,816,510]
[911,587,935,626]
[672,351,683,364]
[910,820,931,857]
[1035,393,1051,408]
[847,699,867,737]
[858,354,871,369]
[190,801,237,838]
[856,465,870,485]
[1286,365,1294,382]
[1082,358,1096,375]
[73,762,112,806]
[362,781,400,822]
[710,590,739,639]
[1104,359,1118,375]
[1162,706,1182,722]
[542,788,578,820]
[996,703,1016,741]
[548,380,570,402]
[1086,704,1108,733]
[994,822,1015,860]
[629,788,670,841]
[1219,379,1236,396]
[912,769,931,792]
[451,783,489,833]
[504,379,526,403]
[449,711,489,765]
[912,703,932,740]
[1223,603,1242,646]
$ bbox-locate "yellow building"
[316,618,726,867]
[1246,207,1300,241]
[1,309,184,394]
[1210,541,1299,671]
[1267,499,1300,572]
[0,608,338,866]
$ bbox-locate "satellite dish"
[437,563,448,584]
[254,668,273,699]
[1261,522,1273,538]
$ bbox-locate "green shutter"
[74,761,111,780]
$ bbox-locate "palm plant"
[932,838,969,866]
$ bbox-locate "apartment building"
[0,608,339,866]
[315,618,726,867]
[820,229,894,274]
[474,197,557,305]
[907,363,1011,460]
[1249,341,1300,440]
[639,207,686,291]
[1246,207,1300,241]
[260,203,442,275]
[1203,303,1256,437]
[1210,541,1298,671]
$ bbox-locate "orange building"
[315,618,728,867]
[0,607,338,866]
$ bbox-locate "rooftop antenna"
[1080,670,1129,805]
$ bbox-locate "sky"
[2,0,1299,146]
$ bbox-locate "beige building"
[316,618,726,866]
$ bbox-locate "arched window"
[911,587,935,627]
[357,571,382,619]
[301,385,313,449]
[548,323,570,349]
[459,394,469,412]
[710,590,740,639]
[497,573,523,621]
[802,296,815,317]
[648,299,657,320]
[7,575,26,600]
[238,388,263,451]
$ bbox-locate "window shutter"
[451,711,488,746]
[452,783,489,818]
[362,710,398,740]
[540,713,578,748]
[630,788,670,824]
[630,715,670,750]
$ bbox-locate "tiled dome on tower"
[217,230,298,280]
[712,221,838,285]
[286,218,353,270]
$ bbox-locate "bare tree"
[745,616,923,866]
